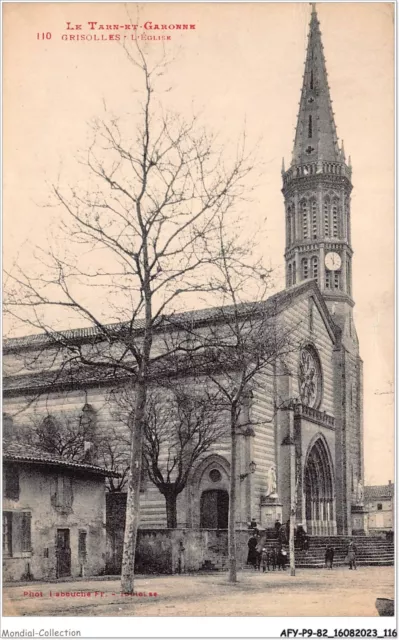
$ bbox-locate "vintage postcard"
[2,1,396,637]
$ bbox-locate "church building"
[3,6,366,538]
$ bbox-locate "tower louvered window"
[332,201,339,238]
[292,261,296,284]
[301,201,309,239]
[302,258,309,280]
[311,256,318,280]
[311,200,317,239]
[345,198,351,242]
[325,271,331,289]
[310,70,314,90]
[347,260,351,295]
[288,264,292,287]
[334,272,340,289]
[308,115,313,138]
[287,208,291,246]
[324,199,330,237]
[291,207,296,242]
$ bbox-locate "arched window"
[308,115,313,138]
[345,197,351,242]
[311,200,317,239]
[291,206,296,242]
[288,263,292,287]
[302,258,309,280]
[311,256,318,280]
[80,403,97,441]
[332,200,339,238]
[287,206,292,246]
[325,271,331,289]
[301,201,309,240]
[41,416,59,454]
[309,302,314,332]
[292,261,296,284]
[323,198,330,237]
[347,260,352,295]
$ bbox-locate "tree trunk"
[120,379,146,594]
[289,507,296,577]
[228,410,238,582]
[289,440,296,577]
[164,490,178,529]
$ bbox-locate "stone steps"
[240,536,395,569]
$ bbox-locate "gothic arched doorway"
[200,490,229,529]
[304,437,336,535]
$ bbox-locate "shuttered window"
[52,476,73,510]
[3,513,12,556]
[3,511,31,556]
[78,530,87,558]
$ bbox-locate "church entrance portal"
[304,438,336,535]
[200,490,229,529]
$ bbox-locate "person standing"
[325,545,334,569]
[247,533,258,570]
[347,541,357,570]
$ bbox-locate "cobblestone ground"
[3,566,394,617]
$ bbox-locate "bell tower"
[282,4,354,331]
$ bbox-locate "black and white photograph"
[2,1,395,635]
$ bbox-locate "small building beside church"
[3,440,115,582]
[364,482,394,535]
[3,5,367,543]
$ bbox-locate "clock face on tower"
[324,251,342,271]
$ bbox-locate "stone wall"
[3,464,106,582]
[106,510,253,575]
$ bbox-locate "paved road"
[3,566,394,617]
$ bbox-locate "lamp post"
[239,460,257,481]
[281,397,301,577]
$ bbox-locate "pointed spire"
[281,157,285,175]
[340,139,346,161]
[290,4,341,167]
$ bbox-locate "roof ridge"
[4,281,318,352]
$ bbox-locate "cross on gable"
[305,145,315,154]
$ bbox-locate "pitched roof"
[3,440,118,477]
[364,484,394,501]
[4,280,331,354]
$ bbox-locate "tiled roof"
[4,281,328,354]
[3,440,119,477]
[364,484,394,501]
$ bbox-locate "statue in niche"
[266,464,277,498]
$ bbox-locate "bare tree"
[4,46,255,593]
[18,413,86,461]
[111,382,227,528]
[167,214,300,583]
[14,409,129,491]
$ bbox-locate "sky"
[3,2,395,484]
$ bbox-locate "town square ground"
[3,566,394,617]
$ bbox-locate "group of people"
[247,527,358,572]
[247,532,288,572]
[325,541,357,570]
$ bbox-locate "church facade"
[3,7,365,537]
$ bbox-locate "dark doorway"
[304,438,334,534]
[56,529,71,577]
[200,490,229,529]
